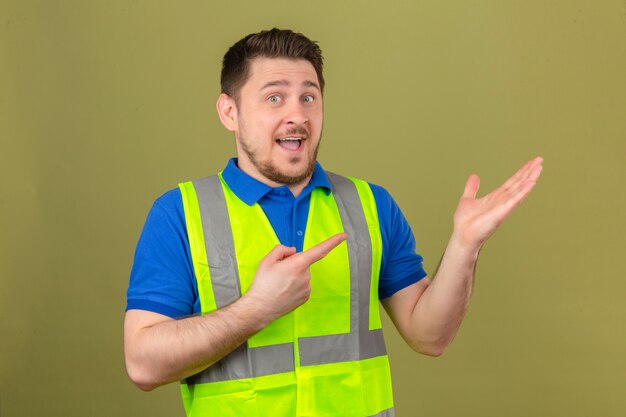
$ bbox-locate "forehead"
[244,57,319,89]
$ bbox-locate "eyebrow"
[260,79,321,91]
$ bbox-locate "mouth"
[276,137,305,151]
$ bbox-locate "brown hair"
[221,28,325,100]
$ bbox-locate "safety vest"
[178,172,394,417]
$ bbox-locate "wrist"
[236,291,278,330]
[449,230,482,258]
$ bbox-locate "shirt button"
[296,229,303,237]
[279,190,286,196]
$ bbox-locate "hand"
[452,157,543,248]
[245,233,347,320]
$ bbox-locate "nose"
[285,100,308,126]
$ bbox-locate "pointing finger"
[262,244,297,265]
[295,233,347,267]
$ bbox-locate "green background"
[1,1,625,416]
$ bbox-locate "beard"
[238,129,321,186]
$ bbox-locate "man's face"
[225,57,323,187]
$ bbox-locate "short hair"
[221,28,325,100]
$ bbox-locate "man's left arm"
[382,157,543,356]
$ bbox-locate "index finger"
[295,233,347,267]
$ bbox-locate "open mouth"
[276,137,304,151]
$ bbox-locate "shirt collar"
[221,158,332,206]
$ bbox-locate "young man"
[125,28,543,416]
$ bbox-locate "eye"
[268,95,281,103]
[302,95,315,103]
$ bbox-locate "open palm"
[452,157,543,247]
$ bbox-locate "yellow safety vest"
[178,172,394,417]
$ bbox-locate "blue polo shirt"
[126,159,427,318]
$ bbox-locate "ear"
[216,93,238,132]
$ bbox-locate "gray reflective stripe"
[298,173,387,367]
[368,408,395,417]
[325,172,372,333]
[186,176,292,385]
[183,342,294,384]
[193,176,240,308]
[187,176,294,385]
[299,329,387,366]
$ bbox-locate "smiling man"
[219,56,323,191]
[124,29,543,417]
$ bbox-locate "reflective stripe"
[192,175,240,309]
[369,408,395,417]
[178,182,216,313]
[185,176,295,385]
[297,173,388,367]
[183,342,294,384]
[352,177,384,330]
[326,172,373,333]
[298,329,387,366]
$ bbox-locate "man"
[124,28,543,416]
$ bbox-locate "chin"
[268,163,315,185]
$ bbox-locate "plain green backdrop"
[1,1,625,416]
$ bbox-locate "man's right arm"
[124,295,270,391]
[124,234,346,391]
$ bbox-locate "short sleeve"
[126,188,198,318]
[370,184,427,299]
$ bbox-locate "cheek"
[310,112,324,132]
[240,116,272,141]
[251,110,281,131]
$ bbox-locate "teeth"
[278,137,302,141]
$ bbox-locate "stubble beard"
[239,134,321,186]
